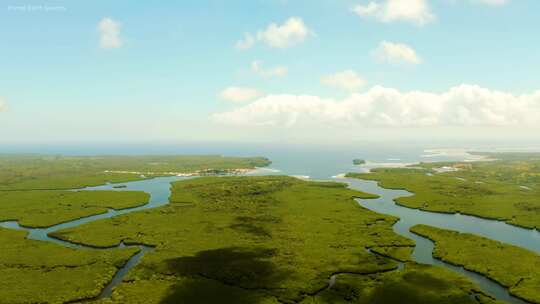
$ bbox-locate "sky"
[1,0,539,145]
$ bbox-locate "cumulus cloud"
[235,17,313,50]
[374,41,421,65]
[353,0,435,26]
[321,70,367,91]
[0,97,6,112]
[257,17,312,48]
[219,87,263,103]
[213,85,540,128]
[98,17,123,49]
[251,61,288,78]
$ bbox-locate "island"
[353,158,366,165]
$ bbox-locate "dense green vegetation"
[411,225,540,304]
[0,228,138,304]
[0,190,149,227]
[304,263,502,304]
[0,154,276,303]
[0,154,270,190]
[353,159,366,165]
[53,176,415,303]
[346,153,540,229]
[2,153,531,303]
[51,176,499,304]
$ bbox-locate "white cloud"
[374,41,421,65]
[257,17,312,48]
[353,0,435,26]
[0,97,6,112]
[213,85,540,128]
[236,33,256,50]
[98,17,123,49]
[251,61,288,78]
[236,17,313,50]
[321,70,367,91]
[218,87,263,103]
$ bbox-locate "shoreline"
[103,167,259,177]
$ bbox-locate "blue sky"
[1,0,539,144]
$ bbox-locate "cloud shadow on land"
[160,247,290,304]
[229,215,281,238]
[319,267,476,304]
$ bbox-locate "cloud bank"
[213,85,540,128]
[98,17,123,49]
[236,17,313,50]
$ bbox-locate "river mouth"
[1,173,538,304]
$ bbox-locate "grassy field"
[50,176,500,303]
[0,190,149,227]
[346,153,540,229]
[0,228,139,304]
[411,225,540,304]
[0,154,270,190]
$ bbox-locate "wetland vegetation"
[305,263,502,304]
[50,176,505,304]
[1,153,538,303]
[0,154,270,190]
[0,190,149,228]
[0,228,139,303]
[411,225,540,304]
[52,176,412,303]
[346,152,540,229]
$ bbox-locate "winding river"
[1,172,539,303]
[0,176,188,300]
[342,177,539,304]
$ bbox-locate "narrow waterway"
[342,177,538,304]
[0,176,189,301]
[0,176,189,247]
